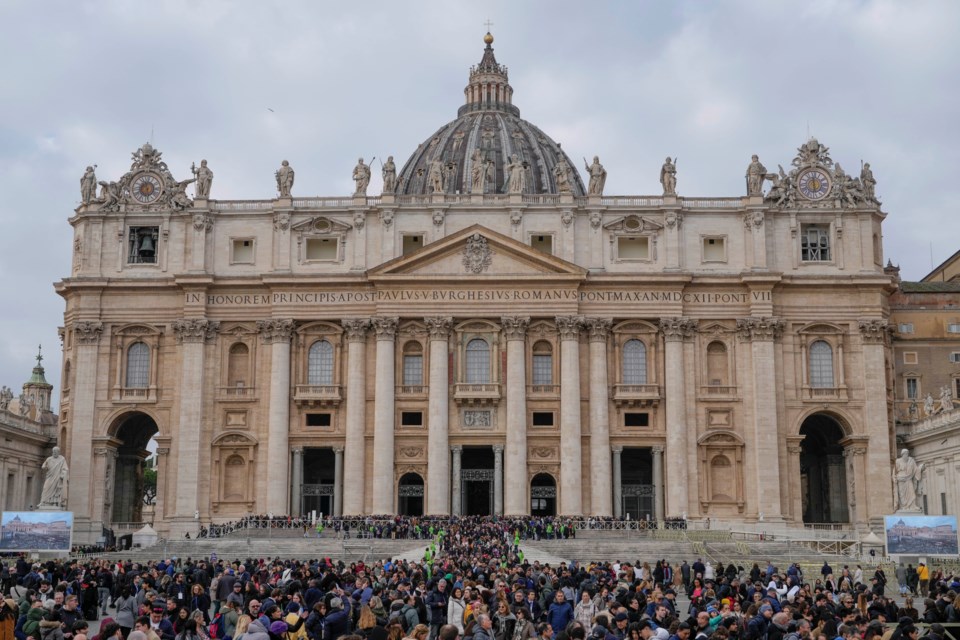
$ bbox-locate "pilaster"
[257,318,294,515]
[556,315,584,515]
[425,316,453,514]
[584,317,613,516]
[659,316,696,517]
[372,317,399,514]
[612,446,623,519]
[67,321,102,537]
[501,315,529,515]
[858,319,895,518]
[341,319,370,515]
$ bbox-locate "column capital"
[156,447,171,456]
[659,317,697,341]
[257,318,295,344]
[611,445,623,454]
[424,316,453,339]
[450,445,463,454]
[859,319,894,344]
[341,318,371,342]
[843,446,868,458]
[492,444,504,454]
[73,321,103,345]
[583,317,613,342]
[292,447,304,455]
[371,317,399,339]
[333,446,345,454]
[174,318,221,343]
[736,316,783,342]
[500,316,530,340]
[555,315,584,340]
[651,445,665,455]
[787,444,803,454]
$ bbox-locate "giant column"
[859,320,895,519]
[173,318,219,522]
[737,317,784,520]
[651,445,665,521]
[333,446,344,516]
[660,317,695,518]
[585,318,613,516]
[67,321,102,539]
[557,316,584,515]
[501,316,529,515]
[371,317,399,514]
[341,319,370,515]
[451,446,463,515]
[258,318,294,515]
[425,317,453,514]
[493,444,504,516]
[612,446,623,518]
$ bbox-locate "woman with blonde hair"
[407,624,430,640]
[356,606,378,635]
[233,615,253,640]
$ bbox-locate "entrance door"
[460,447,495,516]
[531,473,557,516]
[621,448,654,520]
[302,448,335,517]
[398,473,424,516]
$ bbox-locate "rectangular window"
[906,378,918,400]
[4,475,12,509]
[402,235,423,256]
[231,238,255,264]
[955,378,960,398]
[532,411,554,427]
[617,236,650,261]
[903,352,918,365]
[306,413,332,427]
[401,411,423,426]
[898,323,914,334]
[305,237,338,261]
[942,493,948,515]
[948,323,960,333]
[530,234,553,254]
[624,412,650,427]
[800,224,830,261]
[128,226,159,264]
[702,236,726,262]
[950,352,960,364]
[403,355,423,386]
[532,354,553,385]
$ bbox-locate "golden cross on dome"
[36,344,43,367]
[484,19,494,32]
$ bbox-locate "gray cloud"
[1,0,958,403]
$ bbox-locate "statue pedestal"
[894,507,924,515]
[36,505,65,512]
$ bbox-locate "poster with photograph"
[0,511,73,552]
[885,515,959,555]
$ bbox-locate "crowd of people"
[2,517,959,640]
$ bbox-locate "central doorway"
[461,447,494,516]
[398,473,424,516]
[531,473,557,516]
[621,448,654,520]
[800,413,849,524]
[302,448,335,517]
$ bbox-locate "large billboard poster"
[885,515,959,555]
[0,512,74,552]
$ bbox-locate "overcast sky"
[1,0,958,406]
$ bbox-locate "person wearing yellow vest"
[918,563,930,597]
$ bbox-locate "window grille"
[307,340,334,385]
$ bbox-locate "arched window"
[706,341,729,386]
[308,340,334,385]
[403,342,423,386]
[532,341,553,385]
[809,340,835,388]
[227,343,249,387]
[125,342,150,388]
[465,338,490,384]
[622,339,647,384]
[63,360,71,391]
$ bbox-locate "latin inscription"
[189,289,772,306]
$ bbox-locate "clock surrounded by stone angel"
[131,173,163,204]
[797,168,831,201]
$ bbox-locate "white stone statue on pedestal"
[39,446,69,509]
[893,448,923,513]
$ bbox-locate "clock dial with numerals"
[797,169,831,201]
[132,173,163,204]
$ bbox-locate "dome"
[396,35,586,197]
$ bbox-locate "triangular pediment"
[368,225,587,280]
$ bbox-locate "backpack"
[208,613,226,639]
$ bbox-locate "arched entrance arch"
[108,411,160,524]
[799,413,849,524]
[398,472,424,516]
[530,473,556,516]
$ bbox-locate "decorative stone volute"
[371,317,399,339]
[859,319,893,344]
[341,318,370,342]
[500,316,530,340]
[424,316,453,339]
[173,318,220,343]
[659,317,697,341]
[73,321,103,345]
[736,316,784,342]
[256,318,295,344]
[583,317,613,342]
[555,316,583,340]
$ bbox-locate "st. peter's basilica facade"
[59,33,895,542]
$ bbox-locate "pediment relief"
[698,429,745,446]
[603,215,664,233]
[212,431,258,446]
[796,321,846,335]
[613,320,659,334]
[291,216,352,235]
[456,319,500,333]
[368,224,586,279]
[528,320,557,339]
[296,320,344,336]
[114,323,164,337]
[220,323,258,338]
[699,321,735,336]
[399,320,428,337]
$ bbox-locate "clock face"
[131,173,162,204]
[797,169,831,201]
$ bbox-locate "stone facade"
[57,34,897,542]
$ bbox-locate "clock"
[797,168,831,201]
[131,173,163,204]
